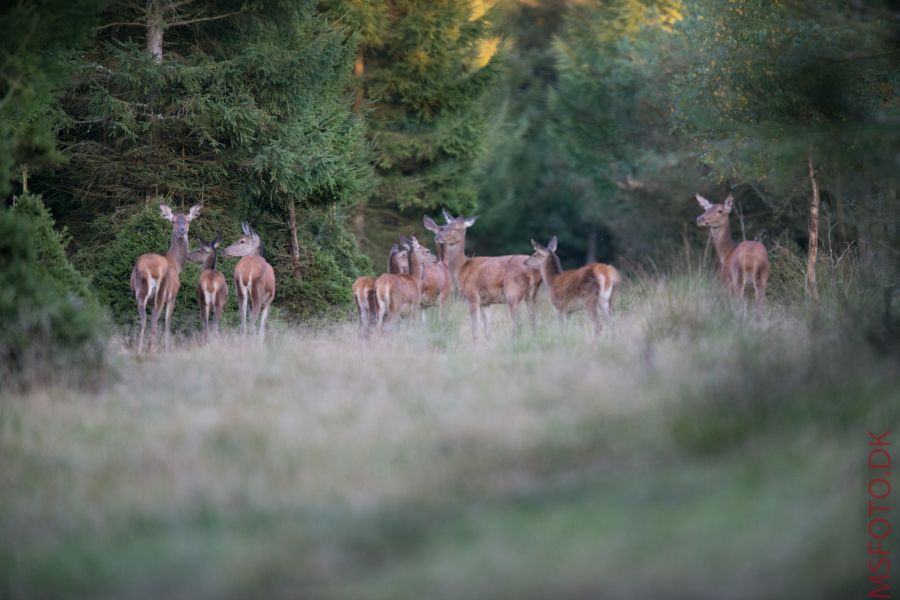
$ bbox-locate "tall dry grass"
[1,250,897,599]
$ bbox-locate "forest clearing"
[2,0,899,598]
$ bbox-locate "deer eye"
[240,239,246,244]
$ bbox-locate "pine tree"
[46,0,374,320]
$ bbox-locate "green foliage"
[44,0,373,321]
[0,196,107,391]
[0,0,105,196]
[325,0,501,215]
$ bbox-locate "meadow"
[2,254,897,600]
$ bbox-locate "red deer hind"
[525,236,621,336]
[419,216,453,319]
[374,235,437,332]
[187,233,228,340]
[428,210,542,341]
[352,244,409,338]
[130,203,201,352]
[695,193,769,306]
[222,223,276,339]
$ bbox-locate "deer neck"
[438,241,449,266]
[443,234,468,280]
[203,252,217,272]
[539,254,562,291]
[408,251,425,292]
[166,233,189,273]
[709,222,736,266]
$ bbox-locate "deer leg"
[481,305,492,341]
[508,301,520,338]
[259,303,271,342]
[249,298,262,337]
[201,302,210,342]
[136,296,147,353]
[558,310,567,334]
[149,299,164,352]
[588,302,602,338]
[526,296,537,334]
[469,301,480,342]
[239,290,249,336]
[164,300,175,351]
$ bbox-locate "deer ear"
[462,215,478,228]
[213,232,222,247]
[187,204,202,221]
[390,243,399,254]
[241,222,250,236]
[548,236,558,252]
[442,209,456,224]
[159,204,175,221]
[723,194,734,212]
[695,194,713,210]
[423,216,440,233]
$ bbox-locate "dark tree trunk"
[807,155,820,302]
[288,200,302,279]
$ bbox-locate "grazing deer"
[374,235,437,332]
[428,210,542,341]
[352,244,409,338]
[187,233,228,340]
[130,203,201,352]
[420,216,454,319]
[695,193,770,306]
[525,236,621,336]
[222,223,276,339]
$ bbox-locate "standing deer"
[525,236,621,336]
[187,233,228,340]
[695,193,770,306]
[427,210,542,341]
[222,223,276,339]
[352,244,409,338]
[374,235,437,332]
[420,216,453,319]
[130,203,201,352]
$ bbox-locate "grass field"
[1,271,897,599]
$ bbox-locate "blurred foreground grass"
[1,271,898,599]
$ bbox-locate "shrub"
[0,195,108,391]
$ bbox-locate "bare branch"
[166,10,243,27]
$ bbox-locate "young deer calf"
[525,236,621,336]
[187,233,228,340]
[695,193,769,306]
[130,203,201,351]
[222,223,276,339]
[374,235,437,332]
[352,244,409,337]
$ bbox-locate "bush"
[0,195,108,391]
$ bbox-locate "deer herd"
[130,192,769,351]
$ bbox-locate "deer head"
[695,193,734,230]
[525,236,559,269]
[400,234,438,272]
[188,233,222,269]
[222,223,262,258]
[159,203,201,242]
[387,243,410,274]
[429,210,478,246]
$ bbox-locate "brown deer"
[222,223,276,339]
[352,244,409,338]
[420,216,454,319]
[374,235,437,332]
[695,193,770,306]
[428,210,542,341]
[525,236,621,336]
[130,203,201,352]
[187,233,228,340]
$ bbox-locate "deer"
[130,203,201,352]
[187,233,228,340]
[420,216,454,320]
[525,236,621,336]
[352,244,409,338]
[374,235,437,332]
[221,223,276,339]
[695,193,770,306]
[427,210,542,341]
